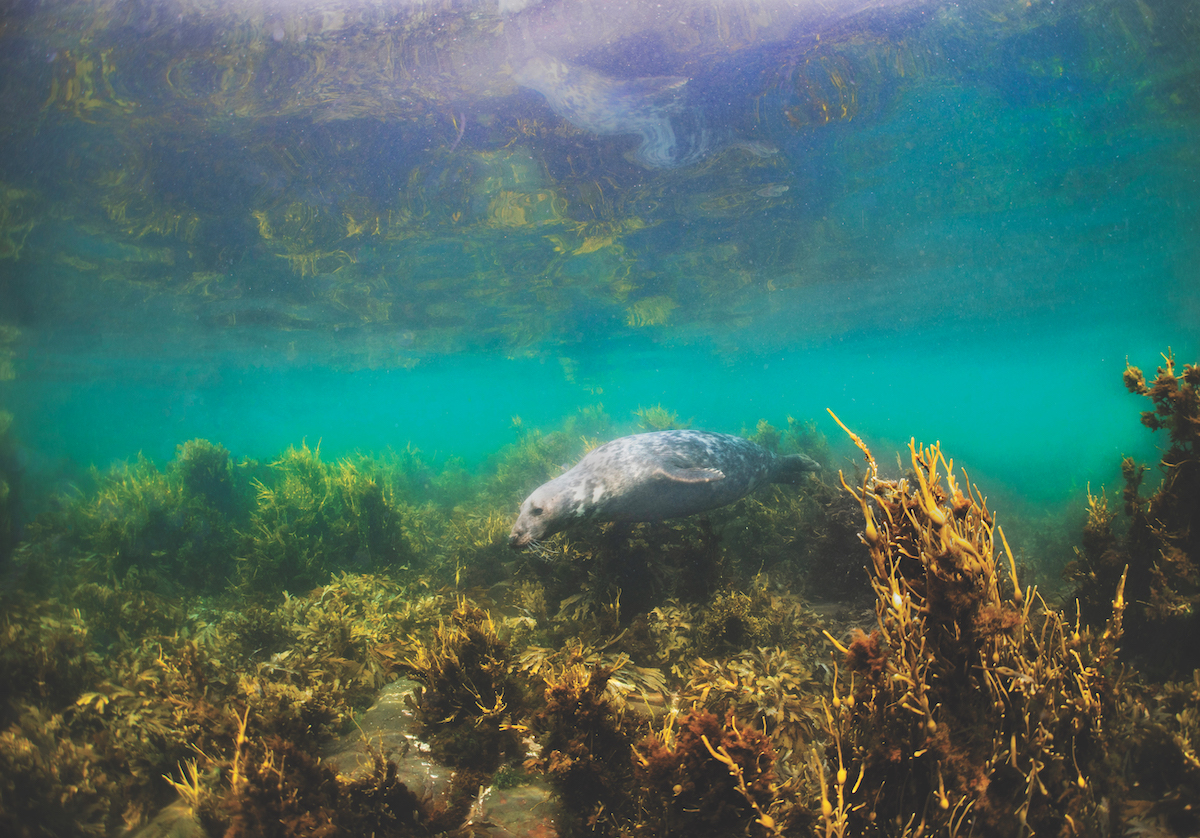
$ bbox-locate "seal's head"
[509,481,566,549]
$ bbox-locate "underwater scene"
[1,0,1199,835]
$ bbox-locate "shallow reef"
[0,371,1198,836]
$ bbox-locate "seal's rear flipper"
[657,466,725,483]
[771,453,820,484]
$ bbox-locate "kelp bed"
[1,354,1198,837]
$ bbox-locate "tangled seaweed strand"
[636,709,790,837]
[523,660,638,837]
[819,411,1126,837]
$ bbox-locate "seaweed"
[800,487,876,604]
[711,486,820,586]
[196,726,426,838]
[5,401,1197,836]
[0,706,121,837]
[265,572,431,709]
[636,709,791,837]
[403,600,522,772]
[0,600,100,728]
[695,583,812,654]
[745,416,831,468]
[820,413,1126,836]
[434,509,515,590]
[1114,670,1200,834]
[81,452,238,594]
[1068,350,1200,676]
[12,440,242,597]
[239,442,416,596]
[687,645,825,764]
[481,405,612,509]
[175,439,241,518]
[0,567,440,834]
[633,404,689,431]
[525,660,635,837]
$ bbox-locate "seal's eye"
[532,507,543,516]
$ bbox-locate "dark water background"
[0,0,1197,521]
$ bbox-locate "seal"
[509,430,820,548]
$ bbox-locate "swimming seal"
[509,430,820,549]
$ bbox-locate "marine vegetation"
[403,600,523,772]
[525,660,637,836]
[0,573,447,836]
[636,709,794,837]
[190,715,427,838]
[633,404,689,431]
[3,402,1199,836]
[22,447,241,597]
[175,439,242,517]
[745,416,832,471]
[693,583,821,656]
[1067,349,1200,677]
[481,405,612,509]
[687,643,825,769]
[819,413,1128,836]
[726,417,866,600]
[239,442,417,596]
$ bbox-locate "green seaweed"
[633,404,689,431]
[239,442,416,596]
[14,441,242,597]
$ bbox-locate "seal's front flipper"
[657,466,725,483]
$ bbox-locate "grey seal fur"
[509,430,820,548]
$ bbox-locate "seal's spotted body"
[509,430,819,548]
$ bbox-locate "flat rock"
[321,677,558,836]
[130,678,559,837]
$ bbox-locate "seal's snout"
[511,489,552,549]
[510,504,531,549]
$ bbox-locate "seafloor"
[0,355,1197,838]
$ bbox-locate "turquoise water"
[4,327,1175,510]
[0,0,1198,512]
